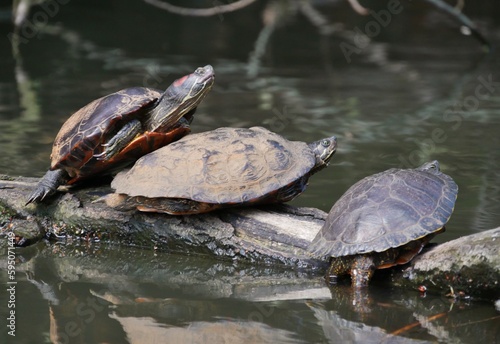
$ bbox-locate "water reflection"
[1,2,500,342]
[4,242,498,343]
[308,302,432,344]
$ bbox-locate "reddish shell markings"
[50,87,167,182]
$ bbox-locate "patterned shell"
[111,126,317,204]
[51,87,161,170]
[308,162,458,258]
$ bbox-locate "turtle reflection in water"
[106,126,337,215]
[26,65,215,204]
[308,161,458,288]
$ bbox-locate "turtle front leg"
[325,255,376,288]
[94,119,142,161]
[350,255,376,288]
[26,169,69,205]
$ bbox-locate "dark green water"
[1,1,499,343]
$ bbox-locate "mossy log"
[1,175,499,300]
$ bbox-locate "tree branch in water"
[142,0,258,16]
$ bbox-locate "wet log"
[1,175,499,300]
[0,175,327,268]
[391,227,500,300]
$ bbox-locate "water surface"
[1,1,499,342]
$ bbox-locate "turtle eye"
[430,162,439,170]
[425,160,440,172]
[321,139,330,147]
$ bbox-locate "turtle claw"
[94,141,117,160]
[94,140,122,161]
[95,119,142,162]
[25,191,43,205]
[93,151,107,161]
[26,183,54,205]
[25,169,69,205]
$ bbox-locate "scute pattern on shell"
[308,166,458,259]
[51,87,161,169]
[111,127,316,204]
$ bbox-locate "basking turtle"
[26,65,215,204]
[308,161,458,288]
[105,126,337,214]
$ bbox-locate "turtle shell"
[309,161,458,259]
[111,126,317,205]
[52,87,164,182]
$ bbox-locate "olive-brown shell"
[308,161,458,259]
[111,126,317,204]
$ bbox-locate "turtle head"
[148,65,215,131]
[309,136,337,172]
[418,160,441,174]
[169,64,215,104]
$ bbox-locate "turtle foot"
[25,169,68,205]
[26,188,53,205]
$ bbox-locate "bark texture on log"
[1,175,327,268]
[1,175,499,300]
[391,227,500,300]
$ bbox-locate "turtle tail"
[25,169,69,205]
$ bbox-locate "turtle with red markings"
[26,65,215,204]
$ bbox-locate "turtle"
[26,65,215,204]
[308,160,458,288]
[105,126,337,215]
